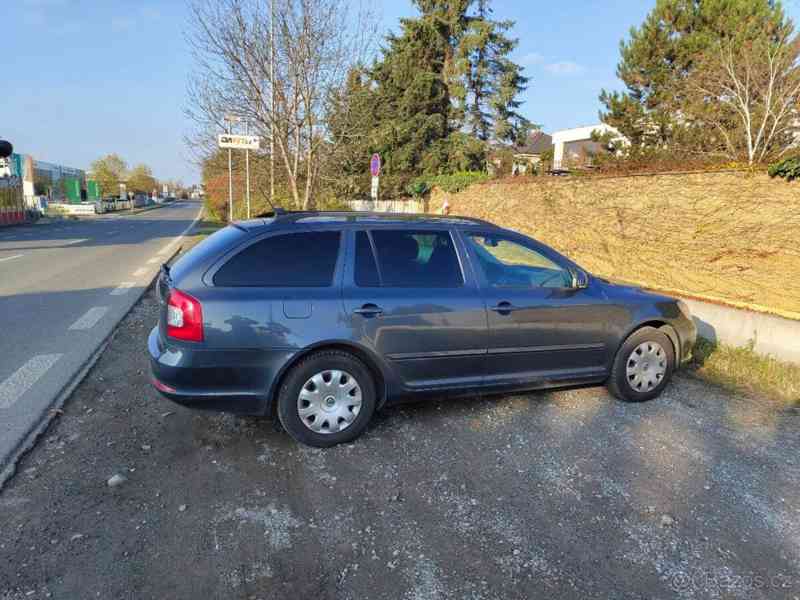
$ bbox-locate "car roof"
[233,210,497,232]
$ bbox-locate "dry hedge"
[439,171,800,317]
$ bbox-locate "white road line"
[0,354,63,409]
[68,306,110,330]
[157,243,177,256]
[110,282,136,296]
[64,239,88,246]
[142,206,203,269]
[0,254,23,263]
[133,267,148,277]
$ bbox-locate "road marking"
[133,267,148,277]
[0,255,23,263]
[64,239,88,246]
[107,231,119,236]
[68,306,110,330]
[157,243,177,256]
[0,354,63,409]
[111,282,136,296]
[147,257,161,264]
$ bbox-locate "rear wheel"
[607,327,675,402]
[277,350,376,447]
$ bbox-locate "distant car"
[149,211,697,447]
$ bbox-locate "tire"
[607,326,675,402]
[277,350,376,447]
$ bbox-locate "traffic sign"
[218,134,261,150]
[370,153,381,177]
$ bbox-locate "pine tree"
[324,0,530,195]
[600,0,791,149]
[373,0,529,177]
[459,0,529,143]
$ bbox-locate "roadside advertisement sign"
[218,134,261,150]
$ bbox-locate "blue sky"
[4,0,800,183]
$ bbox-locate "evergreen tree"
[325,0,530,195]
[600,0,791,149]
[458,0,529,143]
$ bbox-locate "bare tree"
[186,0,376,209]
[684,32,800,164]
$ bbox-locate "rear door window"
[368,229,463,288]
[213,231,341,287]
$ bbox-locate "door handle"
[353,303,383,317]
[490,301,516,314]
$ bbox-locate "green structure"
[64,178,82,204]
[87,180,100,201]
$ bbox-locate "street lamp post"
[244,120,251,219]
[223,114,241,222]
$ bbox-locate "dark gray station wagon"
[150,211,697,447]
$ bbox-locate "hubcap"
[297,370,362,434]
[626,341,667,393]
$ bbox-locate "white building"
[552,123,626,170]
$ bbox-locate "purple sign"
[370,153,381,177]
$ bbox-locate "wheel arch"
[618,320,681,364]
[265,340,389,418]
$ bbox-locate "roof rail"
[252,207,287,219]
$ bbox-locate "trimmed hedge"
[409,171,489,196]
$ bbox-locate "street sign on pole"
[218,134,261,150]
[244,121,251,219]
[370,153,381,177]
[370,154,380,200]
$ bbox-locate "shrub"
[767,156,800,181]
[410,171,489,195]
[406,180,430,198]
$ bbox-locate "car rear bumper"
[148,326,284,416]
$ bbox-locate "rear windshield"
[169,225,247,286]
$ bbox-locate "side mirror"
[571,268,589,289]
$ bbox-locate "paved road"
[0,201,202,482]
[1,286,798,599]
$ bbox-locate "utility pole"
[245,119,251,219]
[269,0,275,205]
[224,114,239,222]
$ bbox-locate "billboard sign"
[218,134,261,150]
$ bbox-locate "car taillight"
[166,289,204,342]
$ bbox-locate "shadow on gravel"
[1,287,799,599]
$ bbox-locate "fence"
[344,198,428,213]
[0,178,25,225]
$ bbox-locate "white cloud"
[111,16,136,32]
[140,6,161,20]
[544,61,585,75]
[23,0,68,6]
[520,52,545,66]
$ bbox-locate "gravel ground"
[1,288,799,600]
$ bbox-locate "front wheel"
[607,327,675,402]
[277,350,376,447]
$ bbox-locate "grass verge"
[689,338,800,407]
